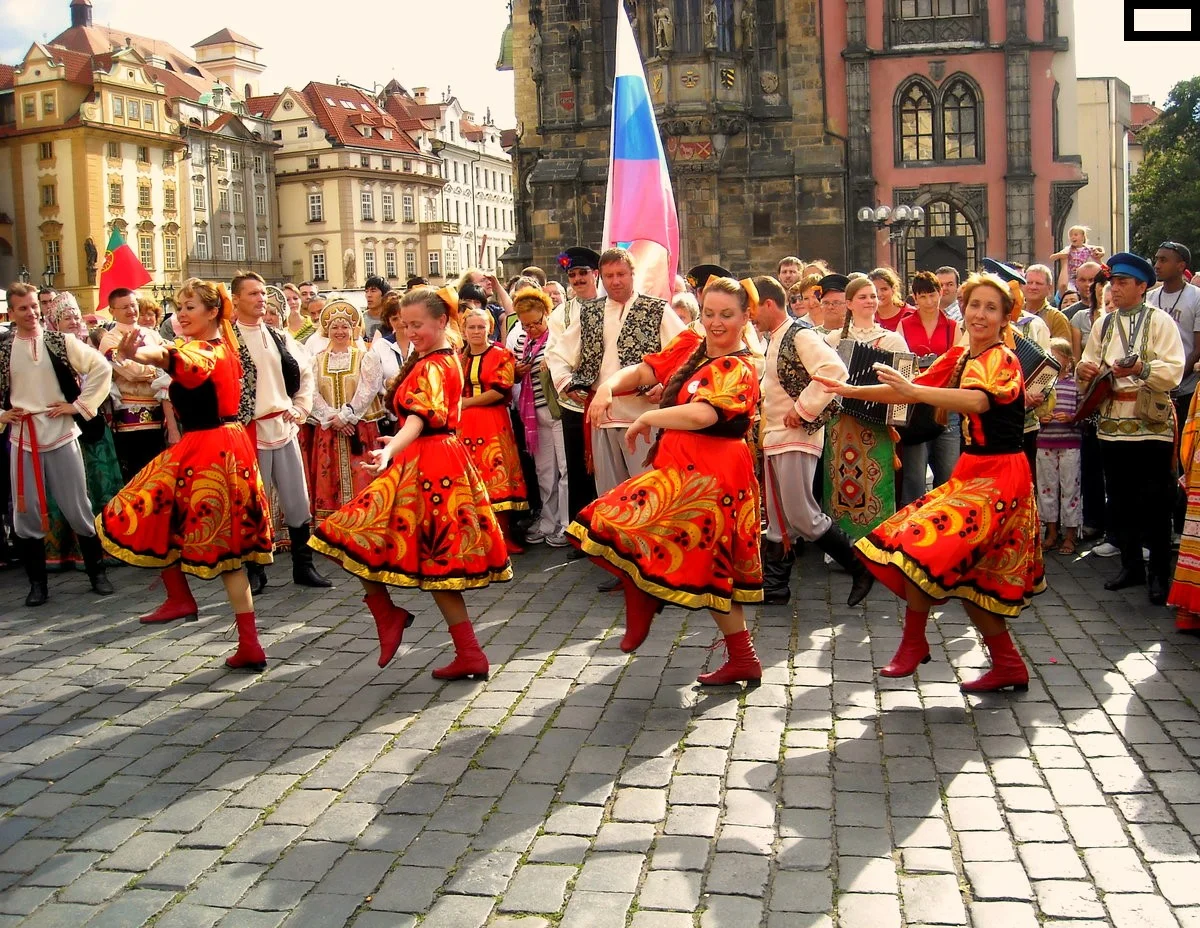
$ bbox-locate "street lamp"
[857,203,925,284]
[42,267,55,289]
[18,266,29,284]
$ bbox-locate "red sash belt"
[15,417,50,533]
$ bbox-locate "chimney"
[70,0,93,28]
[413,87,427,104]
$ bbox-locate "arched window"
[904,199,978,281]
[941,79,978,160]
[676,0,703,54]
[897,82,935,162]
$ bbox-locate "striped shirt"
[512,330,549,408]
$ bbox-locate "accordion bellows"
[1012,334,1061,396]
[835,340,919,427]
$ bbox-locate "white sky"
[0,0,1196,124]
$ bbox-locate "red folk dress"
[855,343,1046,617]
[95,339,274,578]
[568,338,763,613]
[458,344,528,513]
[308,348,512,590]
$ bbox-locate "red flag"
[97,227,152,306]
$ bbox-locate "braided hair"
[383,287,459,416]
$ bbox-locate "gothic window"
[904,199,978,280]
[676,0,703,53]
[897,82,935,163]
[602,0,618,87]
[890,0,983,46]
[716,0,735,52]
[941,79,978,160]
[755,0,779,75]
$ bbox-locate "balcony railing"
[420,221,461,236]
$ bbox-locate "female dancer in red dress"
[569,277,764,685]
[96,278,273,671]
[816,272,1045,693]
[309,287,511,679]
[458,307,529,554]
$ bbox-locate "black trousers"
[1100,438,1174,579]
[1023,430,1038,476]
[1080,423,1106,534]
[560,408,596,521]
[114,428,165,482]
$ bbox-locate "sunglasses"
[789,295,804,303]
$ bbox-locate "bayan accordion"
[1012,334,1061,396]
[835,340,918,427]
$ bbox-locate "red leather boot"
[960,629,1029,693]
[879,607,932,677]
[363,590,413,667]
[697,629,763,686]
[139,564,199,624]
[225,611,266,672]
[432,620,489,680]
[620,576,663,653]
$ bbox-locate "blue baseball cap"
[1106,251,1155,285]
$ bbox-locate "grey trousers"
[763,450,831,544]
[11,440,96,540]
[256,437,311,529]
[592,425,653,495]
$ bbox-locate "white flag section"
[601,3,680,300]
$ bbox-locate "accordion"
[1012,335,1061,397]
[835,340,918,427]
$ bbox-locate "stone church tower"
[506,0,849,276]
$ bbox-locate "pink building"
[824,0,1087,281]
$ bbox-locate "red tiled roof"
[1131,101,1162,133]
[378,92,436,133]
[49,24,216,85]
[0,65,14,92]
[460,117,485,142]
[244,93,281,118]
[500,128,516,149]
[300,82,422,154]
[193,28,261,50]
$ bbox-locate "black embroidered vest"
[235,325,302,425]
[570,294,667,391]
[776,321,839,434]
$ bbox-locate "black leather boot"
[761,539,795,605]
[246,562,268,595]
[289,524,332,588]
[814,525,874,606]
[19,536,48,607]
[77,534,114,595]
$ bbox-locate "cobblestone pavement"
[1,542,1199,928]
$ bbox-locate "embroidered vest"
[570,294,667,391]
[776,322,839,433]
[235,325,302,426]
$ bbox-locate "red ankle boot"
[225,611,267,672]
[139,564,199,624]
[363,591,412,667]
[960,630,1029,693]
[433,620,489,680]
[697,629,763,686]
[620,576,663,652]
[1177,608,1200,636]
[879,607,932,677]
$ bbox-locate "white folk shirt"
[235,319,314,449]
[545,295,589,413]
[546,291,686,428]
[7,329,112,452]
[762,320,847,458]
[100,322,164,409]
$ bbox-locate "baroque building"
[247,82,446,289]
[380,84,516,277]
[506,0,1086,280]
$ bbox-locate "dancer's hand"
[114,328,144,362]
[588,385,613,427]
[644,384,664,403]
[625,415,652,452]
[361,447,391,476]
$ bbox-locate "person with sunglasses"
[787,275,821,327]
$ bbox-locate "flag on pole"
[97,227,152,306]
[602,2,679,300]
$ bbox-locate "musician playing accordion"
[1077,252,1184,606]
[815,272,1045,694]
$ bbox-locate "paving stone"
[141,848,223,889]
[1018,842,1087,880]
[153,903,227,928]
[901,873,966,924]
[1033,880,1106,919]
[836,892,901,928]
[704,852,769,896]
[84,889,176,927]
[770,870,833,911]
[837,856,898,893]
[498,863,574,913]
[1150,861,1200,905]
[699,895,764,928]
[964,861,1034,901]
[560,890,632,928]
[417,894,493,928]
[1103,892,1183,928]
[574,852,645,893]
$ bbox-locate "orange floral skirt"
[458,403,528,512]
[855,450,1045,617]
[568,432,763,613]
[309,432,512,590]
[96,423,274,578]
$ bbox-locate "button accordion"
[835,340,919,427]
[1012,334,1061,396]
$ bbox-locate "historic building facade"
[506,0,1087,281]
[379,85,516,277]
[248,82,446,289]
[507,0,851,275]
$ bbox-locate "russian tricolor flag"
[602,3,679,300]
